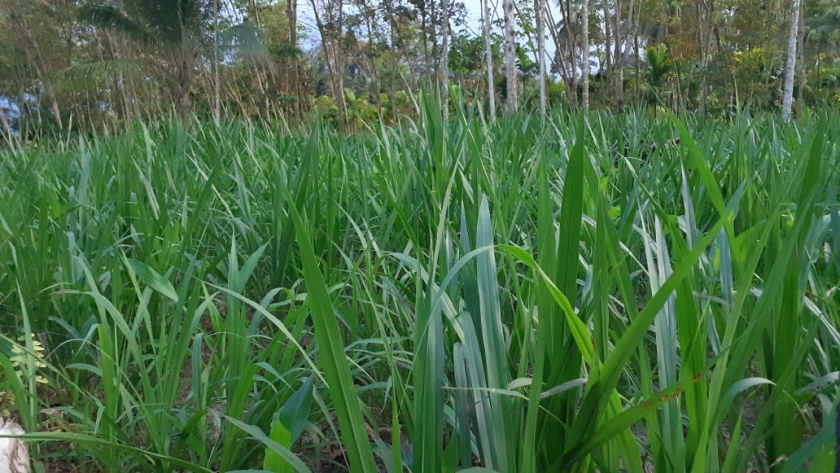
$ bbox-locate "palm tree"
[806,6,840,92]
[79,0,210,117]
[806,6,840,64]
[807,7,840,45]
[642,43,674,111]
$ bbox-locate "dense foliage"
[1,0,840,136]
[0,101,838,471]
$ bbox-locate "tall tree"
[482,0,496,117]
[308,0,348,121]
[602,0,613,79]
[535,0,547,114]
[613,0,624,109]
[782,0,801,120]
[214,0,221,124]
[631,0,641,107]
[503,0,518,110]
[79,0,210,117]
[796,3,805,116]
[287,0,300,119]
[581,0,590,110]
[544,3,576,107]
[442,0,450,118]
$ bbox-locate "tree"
[286,0,302,119]
[581,0,590,109]
[79,0,211,117]
[503,0,518,110]
[613,0,624,109]
[482,0,497,117]
[643,43,674,111]
[535,0,547,114]
[442,0,451,117]
[0,0,73,131]
[782,0,802,120]
[3,0,840,133]
[544,0,578,107]
[308,0,348,122]
[796,2,805,116]
[213,0,220,124]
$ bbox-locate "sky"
[461,0,492,33]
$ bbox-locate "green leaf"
[559,214,727,469]
[125,258,178,301]
[223,415,310,473]
[289,199,378,473]
[472,196,514,471]
[264,421,293,473]
[277,377,314,444]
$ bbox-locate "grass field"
[0,101,838,472]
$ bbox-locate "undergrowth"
[0,101,838,472]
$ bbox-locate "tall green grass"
[0,104,837,472]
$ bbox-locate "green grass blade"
[289,200,378,473]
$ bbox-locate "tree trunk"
[288,0,300,119]
[50,98,62,130]
[178,80,191,118]
[544,6,575,107]
[362,4,383,117]
[420,2,431,85]
[613,0,624,110]
[602,0,612,72]
[560,0,579,105]
[781,0,800,121]
[632,0,640,107]
[174,15,194,119]
[177,53,192,118]
[697,3,707,114]
[335,0,347,121]
[386,0,400,121]
[309,0,347,122]
[110,35,134,125]
[482,0,496,118]
[0,107,12,141]
[535,0,547,115]
[503,0,518,111]
[795,3,805,116]
[441,0,450,119]
[214,0,221,124]
[430,0,439,85]
[581,0,590,110]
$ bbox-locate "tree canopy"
[1,0,838,134]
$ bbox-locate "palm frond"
[221,22,267,57]
[54,60,143,84]
[644,43,675,87]
[269,46,304,60]
[132,0,207,44]
[78,4,153,44]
